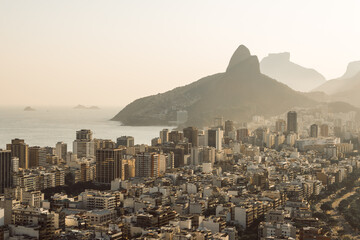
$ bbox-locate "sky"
[1,0,360,107]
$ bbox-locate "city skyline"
[1,108,360,239]
[2,1,360,239]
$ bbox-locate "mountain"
[329,73,360,107]
[74,104,100,110]
[340,61,360,79]
[24,106,36,111]
[313,61,360,95]
[112,45,316,126]
[260,52,326,92]
[312,61,360,107]
[74,104,88,110]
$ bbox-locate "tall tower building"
[12,157,19,173]
[168,130,184,144]
[55,142,67,160]
[96,147,123,184]
[320,124,329,137]
[160,129,169,144]
[207,128,223,151]
[208,129,217,148]
[38,147,49,167]
[121,159,136,180]
[255,127,267,147]
[95,139,116,150]
[334,127,342,138]
[237,128,250,142]
[0,150,12,193]
[73,129,95,158]
[275,119,287,133]
[287,111,297,133]
[29,146,41,168]
[76,129,93,140]
[7,138,29,169]
[224,120,234,137]
[310,124,319,138]
[214,117,224,129]
[135,152,161,178]
[116,136,134,148]
[183,127,198,147]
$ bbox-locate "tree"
[320,202,332,212]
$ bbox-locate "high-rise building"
[208,129,217,148]
[264,132,276,148]
[44,146,55,155]
[12,157,19,173]
[160,129,169,144]
[76,129,93,140]
[29,146,41,168]
[191,146,216,166]
[165,152,175,169]
[254,127,268,147]
[172,148,185,168]
[73,129,95,158]
[320,124,329,137]
[286,133,297,146]
[55,142,67,160]
[96,147,123,184]
[7,138,29,169]
[310,124,319,138]
[116,136,134,148]
[80,162,96,182]
[183,127,198,147]
[121,159,136,180]
[95,139,116,150]
[237,128,250,142]
[287,111,297,133]
[0,150,12,193]
[214,117,224,129]
[224,120,234,137]
[168,130,184,144]
[334,126,342,138]
[38,147,48,167]
[275,119,287,133]
[151,137,162,146]
[135,152,162,178]
[207,128,223,151]
[275,134,286,148]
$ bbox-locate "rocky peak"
[264,52,291,62]
[226,45,260,73]
[341,61,360,79]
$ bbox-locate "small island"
[24,106,36,111]
[74,105,100,110]
[89,106,100,110]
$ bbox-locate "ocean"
[0,106,170,150]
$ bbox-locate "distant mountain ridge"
[260,52,326,92]
[313,61,360,107]
[313,61,360,94]
[112,45,316,126]
[74,104,100,110]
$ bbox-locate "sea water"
[0,106,170,150]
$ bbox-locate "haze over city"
[1,0,360,106]
[4,1,360,240]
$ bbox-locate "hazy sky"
[1,0,360,107]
